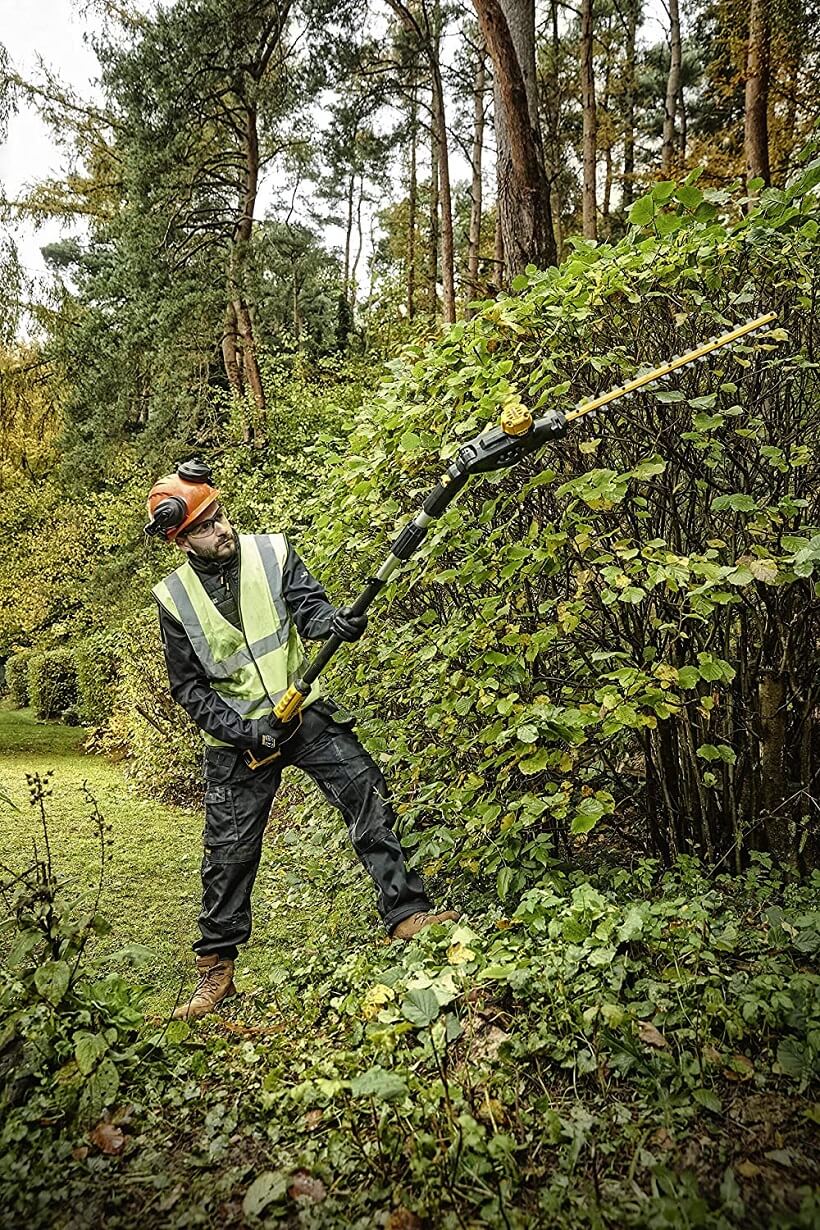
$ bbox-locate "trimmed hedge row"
[5,650,33,708]
[27,650,78,721]
[3,637,117,725]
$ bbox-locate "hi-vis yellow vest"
[153,533,319,747]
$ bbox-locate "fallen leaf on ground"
[466,1024,510,1064]
[638,1020,668,1049]
[387,1210,423,1230]
[724,1054,755,1081]
[88,1122,125,1155]
[288,1172,326,1202]
[737,1160,761,1178]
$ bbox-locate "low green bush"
[27,649,78,720]
[107,610,201,805]
[74,633,117,726]
[4,650,33,708]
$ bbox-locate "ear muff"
[145,458,220,541]
[144,495,188,539]
[177,458,214,484]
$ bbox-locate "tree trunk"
[221,301,243,397]
[744,0,771,187]
[661,0,682,176]
[622,0,637,207]
[493,206,504,290]
[547,0,563,259]
[350,171,364,308]
[229,102,266,427]
[474,0,556,279]
[344,168,355,295]
[580,0,597,239]
[387,0,455,322]
[432,58,456,323]
[428,77,439,316]
[678,84,687,164]
[466,41,486,315]
[408,78,418,320]
[601,25,612,225]
[759,673,792,862]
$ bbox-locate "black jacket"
[156,536,337,749]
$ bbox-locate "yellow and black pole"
[246,311,777,769]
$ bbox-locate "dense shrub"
[4,650,33,708]
[298,162,820,890]
[27,649,79,720]
[75,632,117,726]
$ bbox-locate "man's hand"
[330,606,368,642]
[253,715,282,750]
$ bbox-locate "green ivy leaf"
[712,493,757,512]
[401,988,441,1028]
[519,748,549,775]
[350,1066,408,1102]
[242,1172,289,1219]
[632,457,667,480]
[34,960,70,1005]
[692,1087,722,1114]
[628,194,654,226]
[75,1031,108,1076]
[654,389,685,403]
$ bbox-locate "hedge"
[5,650,34,708]
[27,649,79,721]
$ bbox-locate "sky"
[1,0,669,317]
[0,0,103,286]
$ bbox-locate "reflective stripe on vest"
[153,533,319,746]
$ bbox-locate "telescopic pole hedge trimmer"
[246,311,777,770]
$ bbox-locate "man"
[146,460,458,1021]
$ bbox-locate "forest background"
[0,0,819,1227]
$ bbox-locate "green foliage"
[0,775,184,1219]
[27,649,78,721]
[271,855,819,1228]
[296,160,820,881]
[106,611,201,805]
[1,750,817,1228]
[74,632,117,726]
[4,650,33,708]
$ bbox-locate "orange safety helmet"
[144,459,220,541]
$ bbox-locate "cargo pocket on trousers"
[204,784,239,847]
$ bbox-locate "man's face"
[177,502,237,563]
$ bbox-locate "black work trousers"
[193,703,432,957]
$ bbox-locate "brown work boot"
[172,954,236,1021]
[390,910,461,942]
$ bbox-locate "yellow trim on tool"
[567,312,777,423]
[500,403,534,436]
[274,683,306,723]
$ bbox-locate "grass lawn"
[0,708,377,1015]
